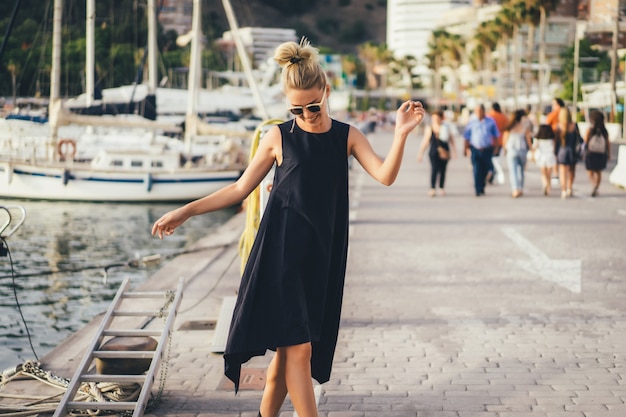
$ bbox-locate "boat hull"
[0,161,241,202]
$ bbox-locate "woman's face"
[286,86,328,128]
[431,114,441,126]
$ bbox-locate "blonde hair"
[557,107,572,146]
[274,37,327,92]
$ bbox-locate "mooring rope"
[238,118,283,275]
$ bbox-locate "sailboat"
[0,0,254,202]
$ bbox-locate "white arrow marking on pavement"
[502,227,582,293]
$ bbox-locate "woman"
[555,107,581,199]
[532,124,557,196]
[584,110,610,197]
[151,38,425,417]
[417,110,457,196]
[502,109,532,198]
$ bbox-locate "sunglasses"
[288,93,326,116]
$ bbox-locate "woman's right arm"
[152,127,281,238]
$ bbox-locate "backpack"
[587,133,606,153]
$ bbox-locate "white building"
[158,0,193,35]
[222,27,298,69]
[386,0,472,61]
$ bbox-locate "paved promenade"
[12,128,626,417]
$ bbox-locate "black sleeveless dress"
[224,119,350,391]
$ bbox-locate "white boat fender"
[62,169,71,186]
[145,173,153,192]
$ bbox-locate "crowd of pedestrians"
[416,100,612,199]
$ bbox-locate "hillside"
[0,0,388,97]
[205,0,388,53]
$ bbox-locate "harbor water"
[0,199,237,370]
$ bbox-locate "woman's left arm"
[350,100,425,186]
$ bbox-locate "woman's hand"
[151,206,189,239]
[395,100,425,136]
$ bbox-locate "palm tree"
[496,0,559,110]
[388,54,419,94]
[513,0,559,111]
[494,5,523,108]
[426,29,465,109]
[470,21,499,100]
[535,0,559,118]
[357,41,394,91]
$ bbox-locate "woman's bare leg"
[260,351,288,417]
[260,343,317,417]
[567,165,575,194]
[541,167,551,194]
[558,164,567,193]
[283,343,317,417]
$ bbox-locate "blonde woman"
[151,38,425,417]
[554,107,581,199]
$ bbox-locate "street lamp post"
[572,21,586,119]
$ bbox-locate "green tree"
[559,38,610,101]
[470,20,498,95]
[357,41,393,90]
[426,29,464,109]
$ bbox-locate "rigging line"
[1,236,39,362]
[0,262,133,281]
[0,242,229,280]
[178,248,239,315]
[0,0,21,64]
[22,0,53,97]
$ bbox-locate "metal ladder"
[53,277,184,417]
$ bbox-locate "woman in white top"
[503,109,533,198]
[532,124,557,195]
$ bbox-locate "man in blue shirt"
[463,104,500,196]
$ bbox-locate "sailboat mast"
[184,0,202,158]
[221,0,269,120]
[148,0,158,95]
[49,0,63,143]
[86,0,95,108]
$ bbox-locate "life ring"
[57,139,77,161]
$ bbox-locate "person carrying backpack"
[583,110,611,197]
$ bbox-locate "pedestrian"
[531,124,557,196]
[525,104,537,133]
[545,97,564,132]
[151,38,425,417]
[463,104,500,196]
[554,107,582,199]
[417,109,457,196]
[502,109,533,198]
[487,102,508,184]
[545,98,564,183]
[583,110,611,197]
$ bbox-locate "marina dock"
[3,128,626,417]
